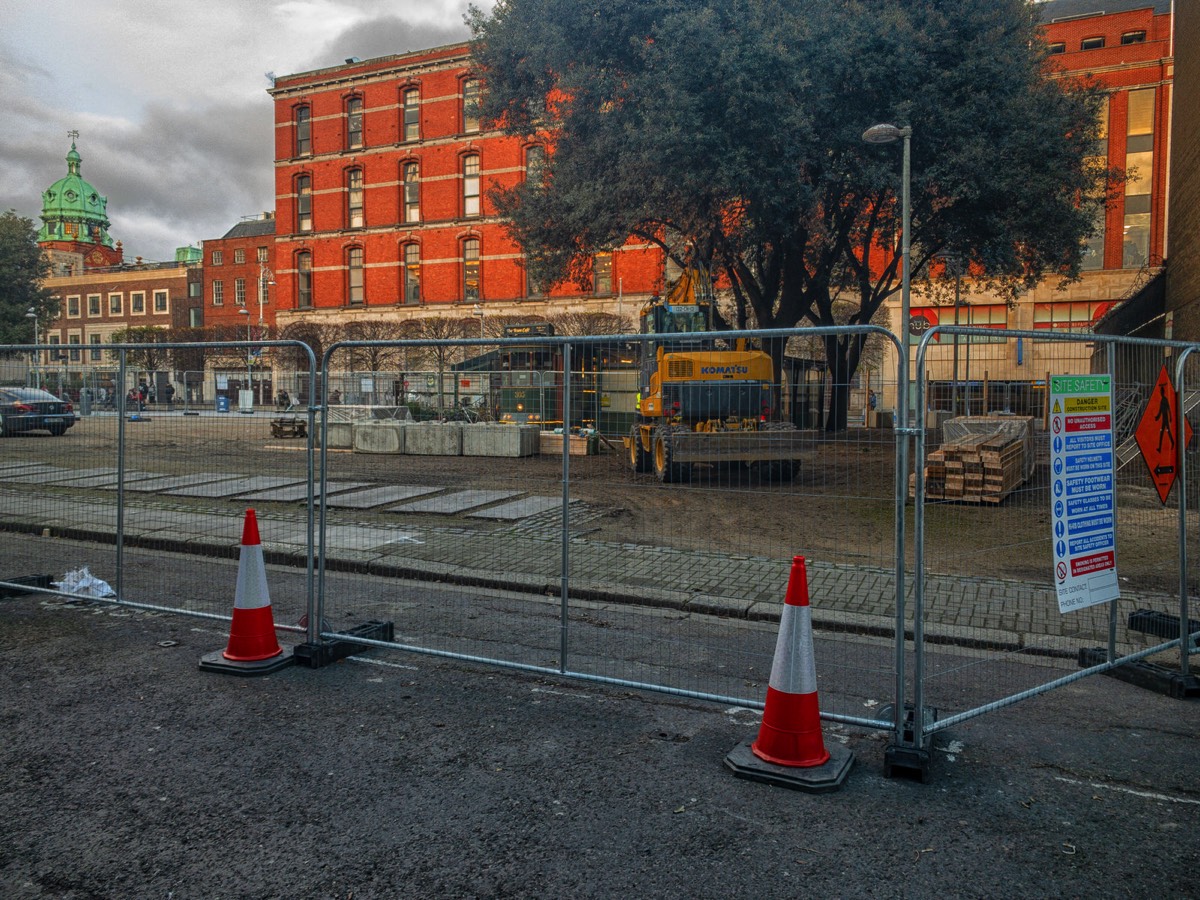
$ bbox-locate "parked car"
[0,387,76,436]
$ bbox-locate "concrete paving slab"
[259,523,422,550]
[468,496,564,520]
[235,481,372,503]
[319,485,443,509]
[4,466,112,484]
[45,470,150,488]
[167,475,303,498]
[387,489,523,515]
[122,473,242,492]
[0,462,58,474]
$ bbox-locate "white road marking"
[1054,775,1200,806]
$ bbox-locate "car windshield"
[4,388,62,402]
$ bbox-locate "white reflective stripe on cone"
[768,603,817,695]
[234,544,271,610]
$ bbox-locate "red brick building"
[201,213,277,336]
[265,44,662,330]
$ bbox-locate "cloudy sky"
[1,0,489,261]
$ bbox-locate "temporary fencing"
[2,324,1197,781]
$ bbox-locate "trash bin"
[216,396,230,413]
[80,391,92,417]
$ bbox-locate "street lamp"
[258,265,274,405]
[238,308,253,413]
[472,302,484,338]
[25,307,39,389]
[862,122,912,426]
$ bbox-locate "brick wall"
[1167,2,1200,338]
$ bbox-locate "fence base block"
[0,574,53,600]
[723,741,854,793]
[1126,609,1200,641]
[198,646,295,677]
[293,620,395,668]
[1078,647,1200,699]
[883,744,933,783]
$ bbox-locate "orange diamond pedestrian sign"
[1134,364,1193,504]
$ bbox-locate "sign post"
[1134,364,1193,505]
[1049,375,1120,613]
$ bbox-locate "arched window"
[296,175,313,232]
[463,238,480,302]
[346,96,363,149]
[403,162,420,223]
[462,78,480,133]
[347,247,364,305]
[346,168,364,228]
[402,244,421,305]
[297,252,313,308]
[463,154,480,217]
[295,105,311,156]
[402,87,420,142]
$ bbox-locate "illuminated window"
[297,253,313,308]
[463,238,480,302]
[1033,301,1114,332]
[593,253,612,295]
[1121,31,1146,45]
[910,305,1007,344]
[1123,89,1154,268]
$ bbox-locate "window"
[1082,101,1109,272]
[235,278,246,306]
[87,294,101,316]
[189,308,203,328]
[296,105,311,156]
[188,281,201,298]
[1048,42,1065,55]
[347,247,364,305]
[1124,88,1154,269]
[463,238,480,302]
[525,145,546,185]
[212,281,224,306]
[233,248,246,264]
[68,334,81,362]
[403,244,420,304]
[1081,36,1105,51]
[154,290,168,313]
[297,175,312,232]
[109,293,122,314]
[462,78,480,133]
[347,96,363,149]
[402,87,420,141]
[347,168,364,228]
[593,253,612,295]
[89,334,102,362]
[297,253,313,308]
[211,250,224,265]
[525,261,544,299]
[463,154,480,217]
[67,296,80,317]
[1034,301,1114,333]
[910,305,1007,344]
[403,162,420,223]
[1121,31,1146,45]
[131,292,145,314]
[257,246,268,263]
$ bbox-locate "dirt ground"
[16,413,1188,595]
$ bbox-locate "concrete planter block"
[353,421,406,454]
[317,421,354,449]
[462,424,539,458]
[404,422,463,456]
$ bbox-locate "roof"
[37,142,115,248]
[221,218,277,240]
[1037,0,1173,24]
[1092,269,1166,337]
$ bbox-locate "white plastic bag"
[52,567,116,599]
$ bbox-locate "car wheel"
[48,424,68,436]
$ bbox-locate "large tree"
[0,210,56,349]
[470,0,1106,429]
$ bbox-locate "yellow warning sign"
[1052,399,1062,414]
[1064,396,1110,413]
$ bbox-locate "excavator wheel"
[629,425,652,473]
[653,428,691,483]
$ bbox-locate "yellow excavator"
[625,264,804,482]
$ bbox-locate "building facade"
[1166,0,1199,336]
[266,44,663,332]
[201,213,278,336]
[37,141,124,270]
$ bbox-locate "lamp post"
[862,122,912,426]
[238,308,252,413]
[258,265,274,405]
[25,308,39,389]
[472,302,484,338]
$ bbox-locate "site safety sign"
[1049,375,1120,613]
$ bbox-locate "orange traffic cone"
[725,556,853,792]
[200,509,293,675]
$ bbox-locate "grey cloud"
[302,14,471,71]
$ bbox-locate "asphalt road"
[2,534,1198,899]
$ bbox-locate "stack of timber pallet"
[913,431,1027,503]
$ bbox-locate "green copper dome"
[38,142,116,249]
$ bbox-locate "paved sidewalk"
[0,485,1166,655]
